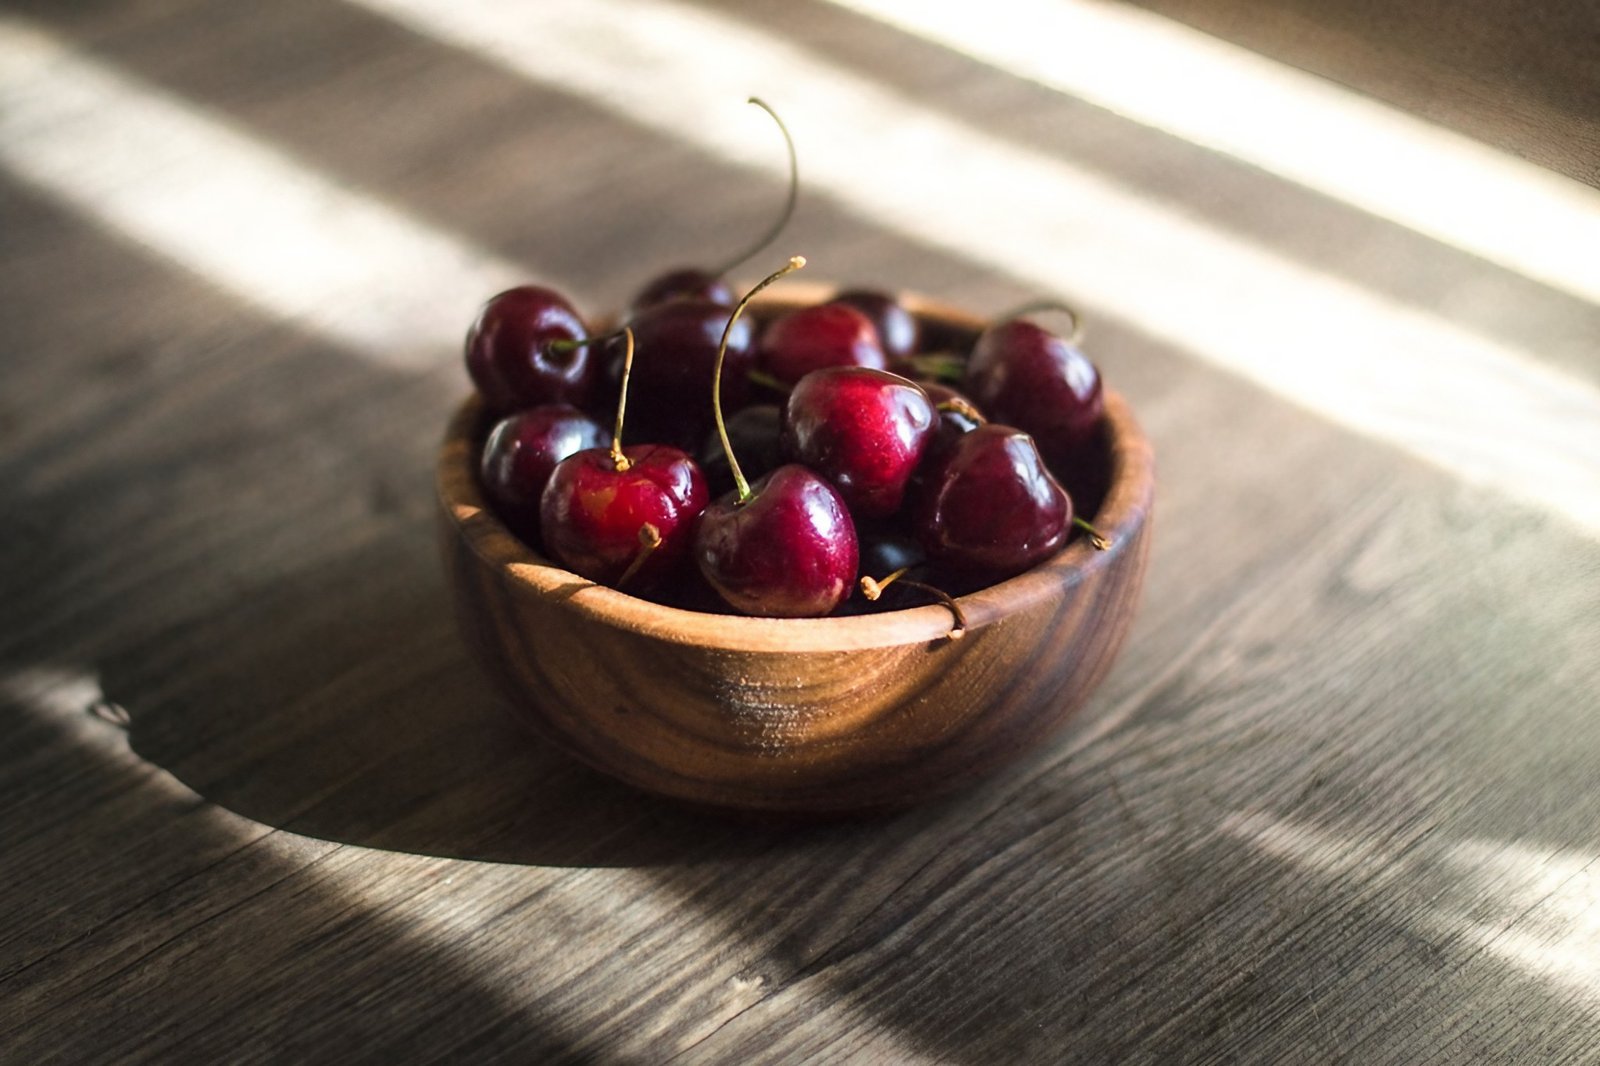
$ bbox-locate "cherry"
[698,465,858,617]
[963,315,1103,475]
[465,286,594,414]
[912,423,1071,582]
[541,447,707,590]
[630,268,735,315]
[540,329,709,591]
[759,302,887,386]
[694,258,860,617]
[698,404,784,499]
[782,367,935,519]
[832,289,920,365]
[609,299,756,451]
[480,404,607,544]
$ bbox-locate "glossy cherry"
[832,289,920,365]
[758,302,887,386]
[782,367,935,519]
[694,257,860,617]
[913,423,1071,582]
[610,299,755,450]
[540,329,708,591]
[480,404,607,542]
[540,446,708,591]
[964,318,1103,474]
[465,286,594,414]
[697,464,858,617]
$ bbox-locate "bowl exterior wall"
[439,486,1150,813]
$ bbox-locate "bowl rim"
[437,286,1155,654]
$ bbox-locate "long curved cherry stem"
[615,523,662,589]
[712,98,800,278]
[609,327,636,472]
[1001,299,1085,345]
[713,255,806,503]
[860,568,967,641]
[1073,515,1111,550]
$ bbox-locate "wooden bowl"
[437,289,1154,814]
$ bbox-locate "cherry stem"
[858,567,909,601]
[907,351,965,384]
[610,326,636,472]
[746,368,792,395]
[1002,300,1085,345]
[1073,515,1111,550]
[998,296,1088,342]
[615,523,662,589]
[712,98,800,278]
[859,569,967,641]
[935,397,986,424]
[714,255,806,503]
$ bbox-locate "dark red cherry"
[629,267,735,316]
[915,382,986,464]
[480,405,607,543]
[832,289,920,364]
[913,423,1071,581]
[698,404,784,500]
[465,286,594,415]
[758,303,887,386]
[964,319,1103,473]
[782,367,935,519]
[540,445,708,591]
[839,527,928,613]
[696,465,858,618]
[610,300,755,450]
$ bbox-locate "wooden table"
[4,1,1599,1061]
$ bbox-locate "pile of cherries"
[465,256,1110,629]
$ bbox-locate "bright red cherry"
[832,289,920,365]
[782,367,935,519]
[758,302,887,386]
[540,445,708,591]
[913,423,1071,582]
[963,319,1103,474]
[539,326,709,591]
[696,464,857,617]
[480,404,607,544]
[464,286,594,415]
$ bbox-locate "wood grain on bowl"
[437,292,1154,813]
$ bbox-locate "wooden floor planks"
[3,0,1599,1062]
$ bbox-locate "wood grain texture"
[439,293,1154,812]
[2,0,1600,1063]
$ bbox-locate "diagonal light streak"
[832,0,1600,307]
[0,17,524,369]
[349,0,1600,535]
